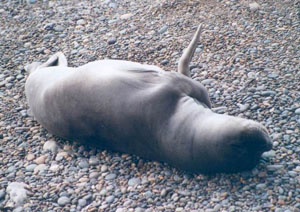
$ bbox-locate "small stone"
[256,183,266,189]
[108,37,117,45]
[249,2,260,11]
[7,182,28,206]
[261,90,276,96]
[108,2,117,8]
[238,104,249,112]
[43,33,54,40]
[89,157,99,165]
[144,191,152,198]
[49,164,60,172]
[54,26,64,32]
[26,154,35,161]
[116,208,126,212]
[43,140,58,152]
[105,173,117,180]
[174,208,183,212]
[89,172,99,178]
[26,164,37,172]
[34,155,47,164]
[262,150,275,158]
[161,59,169,66]
[57,196,70,206]
[120,13,133,20]
[78,198,87,207]
[44,23,55,30]
[268,72,279,78]
[135,208,145,212]
[128,177,141,186]
[106,195,115,203]
[201,79,215,85]
[78,160,89,169]
[267,165,283,171]
[77,19,86,25]
[295,108,300,115]
[158,25,168,34]
[0,189,5,200]
[101,165,108,172]
[34,164,48,174]
[27,0,36,4]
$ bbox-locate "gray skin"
[25,25,272,174]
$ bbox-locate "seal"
[25,25,272,173]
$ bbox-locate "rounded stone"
[43,140,58,152]
[105,195,115,203]
[105,173,117,180]
[57,196,70,206]
[128,177,141,186]
[78,160,89,169]
[78,198,87,207]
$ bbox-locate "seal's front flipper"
[24,62,42,74]
[40,52,68,68]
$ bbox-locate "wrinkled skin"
[25,52,272,174]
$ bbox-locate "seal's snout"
[241,123,273,155]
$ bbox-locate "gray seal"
[25,25,272,173]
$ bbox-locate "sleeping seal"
[25,25,272,173]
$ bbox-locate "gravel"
[0,0,299,211]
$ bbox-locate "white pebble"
[6,182,28,206]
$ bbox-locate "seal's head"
[191,117,272,174]
[219,120,272,173]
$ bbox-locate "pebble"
[295,108,300,115]
[120,13,133,20]
[34,164,48,173]
[7,182,28,206]
[108,37,117,45]
[44,23,55,30]
[261,90,276,96]
[105,173,117,180]
[128,177,141,186]
[26,164,37,172]
[77,19,86,25]
[27,0,37,4]
[54,26,64,32]
[34,155,47,164]
[0,189,5,200]
[89,156,99,165]
[267,165,284,171]
[262,150,275,158]
[26,153,35,161]
[249,2,260,11]
[106,195,115,203]
[256,183,267,189]
[78,198,87,207]
[78,160,89,169]
[158,25,168,34]
[57,196,70,206]
[43,140,58,152]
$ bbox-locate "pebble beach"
[0,0,299,211]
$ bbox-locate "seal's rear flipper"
[178,24,202,77]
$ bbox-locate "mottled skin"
[25,26,272,174]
